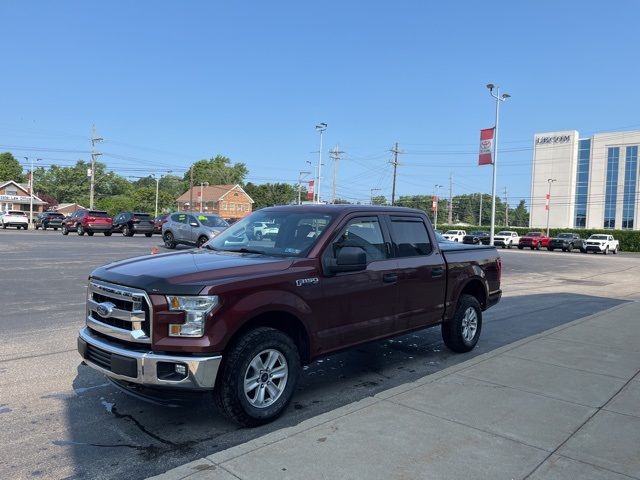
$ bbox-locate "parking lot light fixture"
[546,178,557,237]
[315,123,327,203]
[433,184,443,229]
[200,182,209,212]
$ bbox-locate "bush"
[436,225,640,252]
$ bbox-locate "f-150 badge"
[296,277,319,287]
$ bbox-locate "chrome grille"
[86,280,152,344]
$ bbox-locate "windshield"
[133,213,151,220]
[526,232,541,237]
[196,214,228,228]
[7,211,26,216]
[48,213,64,218]
[206,210,336,257]
[496,231,511,236]
[444,230,458,235]
[590,235,608,240]
[470,231,486,235]
[557,233,573,238]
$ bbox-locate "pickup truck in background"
[585,234,619,254]
[441,229,466,242]
[493,231,520,248]
[518,232,551,250]
[1,210,29,229]
[77,205,502,426]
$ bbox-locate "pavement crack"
[110,406,176,446]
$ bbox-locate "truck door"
[318,215,399,351]
[387,215,446,331]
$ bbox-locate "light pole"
[486,83,510,245]
[370,188,381,205]
[154,170,172,218]
[546,178,557,236]
[433,184,443,229]
[315,122,327,203]
[199,182,209,212]
[25,157,40,227]
[298,171,311,204]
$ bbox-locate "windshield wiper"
[226,248,266,255]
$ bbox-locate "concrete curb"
[148,301,635,480]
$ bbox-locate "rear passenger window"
[331,217,387,263]
[390,218,432,257]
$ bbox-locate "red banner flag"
[479,128,495,165]
[545,193,550,210]
[431,196,438,212]
[307,180,315,201]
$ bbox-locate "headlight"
[166,295,219,337]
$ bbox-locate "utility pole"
[90,125,103,210]
[433,184,443,230]
[315,123,327,203]
[390,142,401,205]
[503,187,509,227]
[188,166,194,211]
[447,172,453,224]
[478,193,483,227]
[546,178,557,236]
[329,145,344,204]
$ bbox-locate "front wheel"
[164,231,176,249]
[549,247,554,251]
[35,225,39,230]
[507,243,512,249]
[604,246,609,255]
[145,232,153,238]
[255,231,263,241]
[62,225,69,235]
[77,224,85,236]
[214,327,301,427]
[87,231,94,236]
[104,231,112,236]
[442,294,482,353]
[536,242,541,250]
[613,246,618,254]
[517,245,523,250]
[197,236,209,248]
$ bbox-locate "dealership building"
[530,129,640,230]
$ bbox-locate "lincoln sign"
[536,135,571,145]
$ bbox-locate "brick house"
[54,203,87,216]
[0,180,46,215]
[176,184,254,221]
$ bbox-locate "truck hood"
[91,249,294,295]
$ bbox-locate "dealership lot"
[1,230,639,480]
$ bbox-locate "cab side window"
[390,217,432,257]
[171,213,187,224]
[330,217,387,263]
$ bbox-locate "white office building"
[530,130,640,230]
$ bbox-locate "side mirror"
[190,222,199,227]
[329,246,367,273]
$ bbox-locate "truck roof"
[259,204,426,215]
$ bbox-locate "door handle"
[383,272,398,283]
[431,267,444,278]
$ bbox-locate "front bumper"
[586,245,605,252]
[77,327,221,390]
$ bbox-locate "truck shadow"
[61,292,625,479]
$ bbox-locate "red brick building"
[0,180,46,215]
[176,184,254,221]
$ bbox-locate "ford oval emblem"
[96,302,115,318]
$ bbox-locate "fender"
[443,265,490,321]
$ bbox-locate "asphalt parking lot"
[1,229,639,480]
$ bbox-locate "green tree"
[0,152,25,182]
[510,200,529,227]
[244,182,297,210]
[371,195,388,205]
[185,155,248,186]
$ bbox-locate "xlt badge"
[296,277,319,287]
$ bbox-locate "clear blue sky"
[2,1,639,206]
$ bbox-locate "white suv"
[1,210,29,230]
[585,234,619,255]
[442,230,466,242]
[493,231,520,249]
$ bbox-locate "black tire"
[35,225,39,230]
[145,232,153,238]
[501,245,506,249]
[77,224,85,236]
[214,327,301,427]
[581,248,586,253]
[104,231,112,236]
[517,245,523,250]
[255,231,263,241]
[197,236,209,248]
[62,225,68,235]
[1,223,5,229]
[123,225,134,237]
[603,246,608,255]
[54,227,58,231]
[164,231,176,249]
[568,243,574,252]
[87,231,94,236]
[613,246,618,254]
[442,294,482,353]
[507,243,512,249]
[536,242,541,250]
[549,247,554,251]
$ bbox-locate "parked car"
[33,211,65,231]
[1,210,29,229]
[112,212,155,237]
[548,233,586,252]
[518,232,551,250]
[441,230,466,242]
[61,210,113,236]
[162,212,229,248]
[153,213,170,234]
[493,231,520,248]
[462,231,490,245]
[248,221,272,240]
[78,205,502,426]
[585,234,619,254]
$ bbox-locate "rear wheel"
[123,225,134,237]
[613,246,619,254]
[255,231,263,241]
[214,327,300,427]
[104,231,112,236]
[164,231,176,249]
[536,242,541,250]
[35,225,39,230]
[442,294,482,353]
[62,225,68,235]
[54,227,58,231]
[568,243,574,252]
[87,231,94,236]
[549,247,554,251]
[145,232,153,238]
[517,245,523,250]
[77,224,85,236]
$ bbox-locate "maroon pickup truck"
[77,205,501,426]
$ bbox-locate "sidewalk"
[151,302,640,480]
